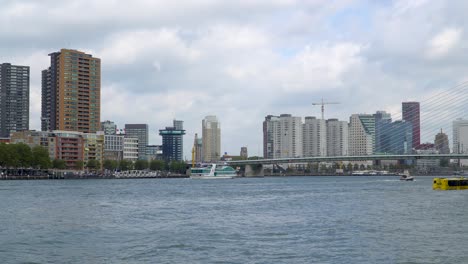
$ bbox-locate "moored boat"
[190,164,237,179]
[433,177,468,190]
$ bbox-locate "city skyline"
[3,1,468,159]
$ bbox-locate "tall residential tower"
[0,63,30,137]
[202,116,221,162]
[41,49,101,133]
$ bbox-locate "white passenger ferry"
[190,164,237,179]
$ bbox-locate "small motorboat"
[399,170,414,181]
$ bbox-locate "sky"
[1,0,468,158]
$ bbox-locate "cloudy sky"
[2,0,468,158]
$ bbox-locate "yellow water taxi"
[433,177,468,190]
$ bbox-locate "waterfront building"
[452,119,468,166]
[434,129,450,154]
[374,111,392,154]
[83,131,104,168]
[263,115,280,159]
[146,145,163,160]
[240,147,248,159]
[125,124,148,160]
[402,102,420,149]
[276,114,303,158]
[104,134,124,161]
[415,147,439,168]
[326,119,348,157]
[193,133,203,163]
[303,117,326,157]
[349,114,375,156]
[10,130,53,159]
[123,137,138,161]
[202,116,221,162]
[375,120,412,154]
[263,114,302,159]
[0,63,30,138]
[101,120,117,135]
[50,131,85,169]
[41,49,101,133]
[159,120,186,162]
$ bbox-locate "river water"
[0,176,467,263]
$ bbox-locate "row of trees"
[0,143,188,173]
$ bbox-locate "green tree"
[119,160,133,171]
[169,161,187,174]
[149,160,165,171]
[4,144,20,168]
[75,160,84,170]
[53,159,66,170]
[103,160,118,171]
[16,143,33,167]
[32,145,51,169]
[86,159,101,170]
[134,160,149,170]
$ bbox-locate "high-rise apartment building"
[349,114,375,156]
[0,63,30,137]
[125,124,148,160]
[202,116,221,162]
[326,119,348,157]
[303,117,326,157]
[101,120,117,135]
[402,102,420,149]
[41,49,101,133]
[263,115,280,159]
[263,114,302,159]
[159,120,185,162]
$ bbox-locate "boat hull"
[190,175,234,179]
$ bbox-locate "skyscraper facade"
[125,124,148,160]
[41,49,101,133]
[303,116,326,157]
[0,63,30,137]
[402,102,420,149]
[159,120,185,162]
[349,114,375,156]
[202,116,221,162]
[326,119,348,157]
[263,115,280,159]
[375,120,413,154]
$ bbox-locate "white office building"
[303,117,327,157]
[123,137,139,161]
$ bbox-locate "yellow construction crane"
[312,98,340,120]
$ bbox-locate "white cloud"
[426,27,462,59]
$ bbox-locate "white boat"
[190,164,237,179]
[399,170,414,181]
